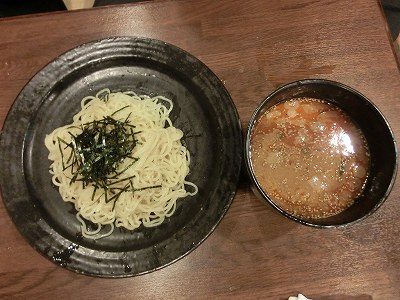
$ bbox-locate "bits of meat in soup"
[250,97,370,219]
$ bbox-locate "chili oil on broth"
[250,97,370,219]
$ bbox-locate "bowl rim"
[245,78,398,228]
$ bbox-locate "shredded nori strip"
[57,113,159,210]
[69,116,137,188]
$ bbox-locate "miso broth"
[250,97,370,219]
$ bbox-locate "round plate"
[0,37,242,277]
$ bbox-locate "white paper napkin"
[288,294,311,300]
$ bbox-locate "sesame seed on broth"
[250,97,370,219]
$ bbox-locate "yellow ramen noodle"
[45,89,198,239]
[250,97,370,219]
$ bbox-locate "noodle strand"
[45,90,198,239]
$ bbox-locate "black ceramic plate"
[0,37,242,277]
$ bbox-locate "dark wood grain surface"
[0,0,399,299]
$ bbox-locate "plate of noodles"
[0,37,242,277]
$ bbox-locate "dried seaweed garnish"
[57,113,160,209]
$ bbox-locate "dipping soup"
[250,97,370,219]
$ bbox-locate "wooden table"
[1,0,399,299]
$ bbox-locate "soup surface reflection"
[250,98,370,219]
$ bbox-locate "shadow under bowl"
[245,79,398,227]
